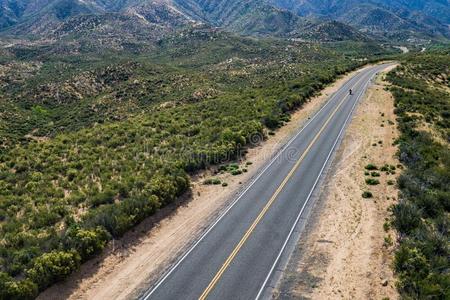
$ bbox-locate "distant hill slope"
[293,20,373,42]
[270,0,450,40]
[0,0,192,36]
[1,0,375,43]
[171,0,311,36]
[1,0,448,42]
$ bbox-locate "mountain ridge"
[0,0,449,42]
[270,0,450,40]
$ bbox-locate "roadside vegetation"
[0,29,395,298]
[386,49,449,299]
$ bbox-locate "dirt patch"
[275,65,400,300]
[37,65,378,300]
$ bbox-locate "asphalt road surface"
[140,63,393,300]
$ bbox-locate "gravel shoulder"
[274,65,400,300]
[38,65,378,300]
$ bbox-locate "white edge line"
[254,66,384,300]
[140,68,372,300]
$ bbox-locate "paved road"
[140,64,393,300]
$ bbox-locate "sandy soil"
[38,65,378,300]
[275,65,400,300]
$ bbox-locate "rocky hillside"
[270,0,450,40]
[1,0,448,43]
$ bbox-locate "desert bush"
[362,191,373,198]
[64,226,109,260]
[231,169,243,176]
[392,202,422,235]
[0,272,37,300]
[365,178,380,185]
[365,164,378,170]
[203,178,221,185]
[26,251,81,290]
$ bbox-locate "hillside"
[3,0,447,42]
[293,20,372,42]
[270,0,450,41]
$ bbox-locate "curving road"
[139,63,393,300]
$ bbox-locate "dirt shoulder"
[275,65,400,300]
[38,65,379,300]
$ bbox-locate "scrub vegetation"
[0,30,394,298]
[387,49,449,299]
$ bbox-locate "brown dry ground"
[275,65,400,300]
[38,65,381,300]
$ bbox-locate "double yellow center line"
[199,73,368,299]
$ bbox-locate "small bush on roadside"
[362,191,373,198]
[231,169,242,176]
[203,178,221,185]
[365,164,378,170]
[384,235,393,247]
[381,165,389,172]
[366,178,380,185]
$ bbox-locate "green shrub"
[0,272,37,300]
[64,226,110,260]
[362,191,373,198]
[365,164,378,170]
[384,235,393,247]
[89,189,116,207]
[365,178,380,185]
[383,221,390,232]
[203,178,214,185]
[26,251,81,290]
[371,171,380,177]
[231,169,242,176]
[392,202,422,235]
[204,178,221,185]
